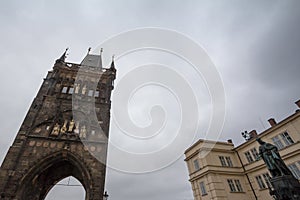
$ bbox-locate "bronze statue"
[256,138,292,177]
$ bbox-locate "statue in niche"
[80,125,87,139]
[60,120,67,133]
[74,122,80,134]
[68,119,75,132]
[74,83,80,94]
[82,85,87,95]
[51,123,60,136]
[257,138,292,177]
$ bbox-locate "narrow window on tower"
[61,86,68,93]
[94,91,99,97]
[68,87,74,94]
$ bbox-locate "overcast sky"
[1,1,300,200]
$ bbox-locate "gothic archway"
[16,151,93,200]
[45,176,85,200]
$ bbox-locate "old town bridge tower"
[0,48,116,200]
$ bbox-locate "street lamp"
[103,191,109,200]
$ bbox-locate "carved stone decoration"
[50,123,60,136]
[68,119,75,132]
[74,83,80,94]
[82,85,87,95]
[80,125,87,139]
[74,122,80,134]
[60,120,67,133]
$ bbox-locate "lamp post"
[103,191,109,200]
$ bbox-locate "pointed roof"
[56,48,68,63]
[109,55,116,72]
[80,48,102,68]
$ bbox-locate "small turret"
[56,48,68,63]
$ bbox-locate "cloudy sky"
[1,0,300,200]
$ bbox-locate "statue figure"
[68,119,75,132]
[82,85,87,95]
[80,125,87,139]
[74,83,80,94]
[256,138,292,177]
[74,122,80,134]
[60,120,67,133]
[51,123,60,136]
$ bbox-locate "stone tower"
[0,49,116,200]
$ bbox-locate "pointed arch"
[16,150,93,200]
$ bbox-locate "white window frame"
[227,179,237,192]
[245,151,254,163]
[225,156,233,167]
[250,148,259,160]
[272,135,284,149]
[234,179,243,192]
[256,175,266,189]
[262,173,272,188]
[280,132,294,146]
[288,163,300,179]
[219,156,227,166]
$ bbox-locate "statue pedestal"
[270,175,300,200]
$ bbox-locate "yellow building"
[184,100,300,200]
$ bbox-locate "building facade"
[0,49,116,200]
[185,100,300,200]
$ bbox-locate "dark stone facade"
[0,52,116,200]
[270,175,300,200]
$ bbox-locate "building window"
[234,180,243,192]
[219,156,227,166]
[244,151,254,163]
[199,181,207,196]
[227,179,237,192]
[226,157,233,167]
[271,135,284,150]
[255,175,266,189]
[68,87,74,94]
[94,90,100,97]
[88,90,94,97]
[288,163,300,179]
[61,86,68,93]
[193,159,200,171]
[250,148,259,160]
[262,173,272,188]
[280,132,294,146]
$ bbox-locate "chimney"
[268,118,277,127]
[249,130,258,139]
[295,99,300,108]
[227,139,233,144]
